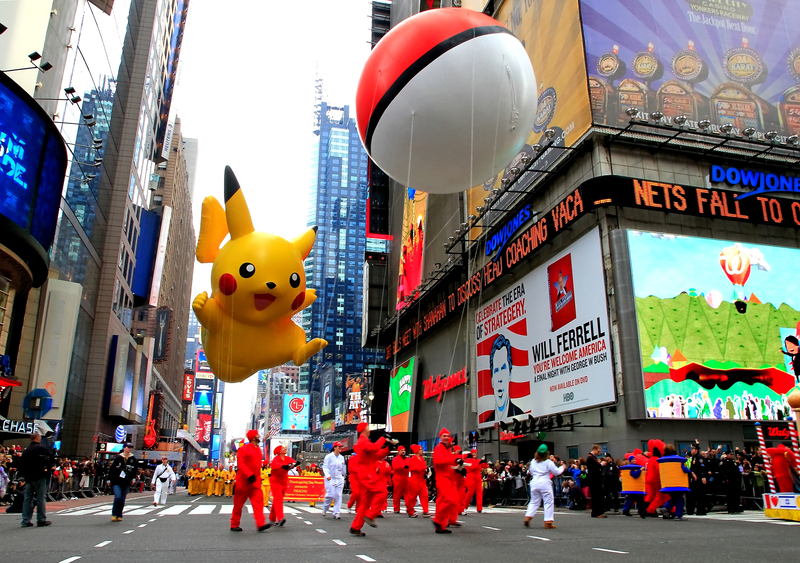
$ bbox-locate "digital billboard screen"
[0,71,67,251]
[282,394,309,431]
[628,231,800,420]
[396,189,426,311]
[387,357,416,432]
[581,0,800,138]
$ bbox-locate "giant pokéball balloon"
[356,8,536,194]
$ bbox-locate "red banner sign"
[182,371,195,404]
[767,426,791,440]
[285,476,326,501]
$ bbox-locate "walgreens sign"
[422,368,468,402]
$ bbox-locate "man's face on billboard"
[492,345,511,410]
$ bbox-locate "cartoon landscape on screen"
[628,232,800,420]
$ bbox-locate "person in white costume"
[322,441,347,519]
[151,456,177,507]
[523,444,566,529]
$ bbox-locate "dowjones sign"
[485,204,533,262]
[710,165,800,200]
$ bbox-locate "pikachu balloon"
[192,166,328,383]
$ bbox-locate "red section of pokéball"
[292,291,306,311]
[355,8,498,144]
[219,273,237,296]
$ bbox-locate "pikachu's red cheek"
[292,291,305,310]
[219,273,237,296]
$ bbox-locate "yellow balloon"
[192,166,328,383]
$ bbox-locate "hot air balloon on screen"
[719,245,751,301]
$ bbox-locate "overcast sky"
[176,1,373,440]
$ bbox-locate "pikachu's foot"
[293,339,328,366]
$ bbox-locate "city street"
[1,491,796,563]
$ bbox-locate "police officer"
[687,443,708,516]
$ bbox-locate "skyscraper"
[303,103,386,409]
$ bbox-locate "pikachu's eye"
[289,272,300,288]
[239,263,256,278]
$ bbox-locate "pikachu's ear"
[292,226,317,260]
[224,166,254,240]
[196,196,228,263]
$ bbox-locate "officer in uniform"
[687,443,708,516]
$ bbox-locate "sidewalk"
[5,487,188,513]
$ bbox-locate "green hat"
[537,444,548,454]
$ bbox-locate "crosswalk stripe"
[126,506,159,516]
[293,506,323,514]
[95,505,143,516]
[157,505,191,515]
[189,505,216,515]
[219,505,233,514]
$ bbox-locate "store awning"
[176,429,203,453]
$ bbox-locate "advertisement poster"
[396,189,427,310]
[581,0,800,138]
[344,374,367,425]
[628,231,800,420]
[282,393,309,431]
[387,357,417,432]
[320,365,334,434]
[475,228,615,427]
[465,0,592,229]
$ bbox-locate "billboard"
[387,357,417,432]
[196,413,212,446]
[194,372,214,413]
[628,231,800,420]
[465,0,592,228]
[396,189,427,310]
[182,371,195,404]
[320,365,335,434]
[282,394,310,431]
[345,374,368,425]
[475,228,615,427]
[581,0,800,138]
[153,308,171,362]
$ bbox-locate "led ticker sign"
[580,176,800,229]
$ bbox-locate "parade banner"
[475,228,615,427]
[628,231,800,420]
[285,476,325,502]
[581,0,800,139]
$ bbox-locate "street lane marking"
[295,506,323,513]
[219,505,233,514]
[356,556,376,562]
[482,526,501,530]
[125,507,159,515]
[332,539,346,546]
[189,505,215,515]
[593,548,628,554]
[158,505,191,515]
[316,529,327,533]
[296,516,304,519]
[191,497,202,503]
[138,524,147,527]
[58,558,81,563]
[149,518,157,522]
[527,536,551,541]
[304,520,313,525]
[94,541,112,548]
[123,530,135,534]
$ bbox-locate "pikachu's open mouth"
[254,294,276,311]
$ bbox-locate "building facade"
[366,0,800,461]
[303,102,387,412]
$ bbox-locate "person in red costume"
[765,443,798,493]
[433,428,462,534]
[347,452,360,512]
[230,430,271,533]
[376,457,392,515]
[404,444,430,518]
[391,446,410,514]
[463,449,488,513]
[452,445,468,516]
[645,439,668,516]
[350,422,396,537]
[269,445,299,526]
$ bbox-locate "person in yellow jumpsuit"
[205,466,216,497]
[224,466,235,497]
[261,463,271,508]
[214,464,225,496]
[187,466,197,495]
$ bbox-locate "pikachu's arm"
[192,292,223,331]
[298,289,318,311]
